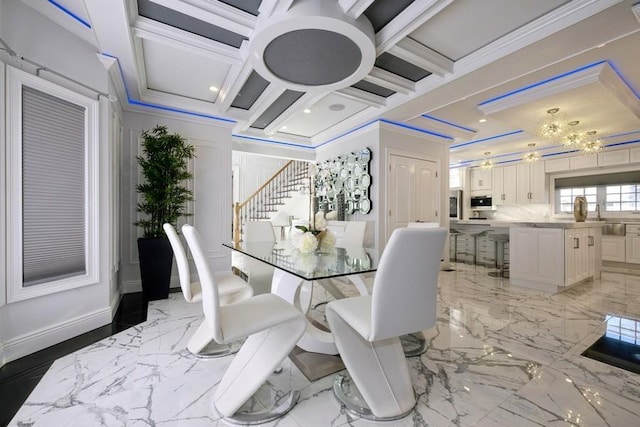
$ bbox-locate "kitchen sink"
[602,223,626,236]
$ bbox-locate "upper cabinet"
[598,149,629,167]
[492,165,517,205]
[470,168,492,194]
[516,162,547,204]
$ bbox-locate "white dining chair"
[326,227,447,421]
[182,224,306,424]
[163,223,253,357]
[242,221,276,295]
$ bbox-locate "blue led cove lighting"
[48,0,91,29]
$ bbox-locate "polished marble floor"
[8,264,640,426]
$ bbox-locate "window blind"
[22,86,86,286]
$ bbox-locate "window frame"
[6,66,99,303]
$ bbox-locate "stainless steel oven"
[450,190,462,219]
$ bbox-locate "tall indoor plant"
[135,125,195,300]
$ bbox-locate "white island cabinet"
[510,223,602,289]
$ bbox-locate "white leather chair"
[326,227,447,421]
[182,224,306,423]
[242,221,276,295]
[163,223,253,357]
[317,220,367,300]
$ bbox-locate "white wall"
[315,121,449,251]
[121,110,236,293]
[0,0,118,365]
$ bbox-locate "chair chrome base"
[401,332,427,357]
[216,390,300,425]
[190,339,243,359]
[333,374,415,422]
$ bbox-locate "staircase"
[233,160,309,243]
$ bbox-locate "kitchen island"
[451,220,605,290]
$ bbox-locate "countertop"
[451,219,608,229]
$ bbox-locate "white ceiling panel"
[408,0,569,61]
[142,38,230,103]
[278,93,369,138]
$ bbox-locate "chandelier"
[537,108,607,154]
[523,143,540,163]
[581,131,604,154]
[537,108,565,143]
[480,152,493,169]
[561,121,583,147]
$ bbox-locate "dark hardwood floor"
[0,292,150,426]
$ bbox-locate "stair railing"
[233,160,309,244]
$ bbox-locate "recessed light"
[479,118,487,123]
[208,86,219,92]
[280,126,288,130]
[303,108,311,114]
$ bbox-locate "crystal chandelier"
[561,121,583,147]
[537,108,565,143]
[581,131,604,154]
[523,143,540,163]
[480,152,493,169]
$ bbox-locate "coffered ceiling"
[26,0,640,166]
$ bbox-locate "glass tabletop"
[223,241,379,281]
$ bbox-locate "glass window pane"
[606,185,621,193]
[620,185,635,193]
[585,187,597,195]
[621,202,635,211]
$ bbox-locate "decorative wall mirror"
[315,147,372,218]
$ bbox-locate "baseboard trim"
[3,307,112,364]
[110,291,121,320]
[0,341,5,368]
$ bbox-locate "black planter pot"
[137,237,173,301]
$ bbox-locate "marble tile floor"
[7,264,640,426]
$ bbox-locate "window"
[6,66,99,302]
[449,167,461,189]
[557,187,597,213]
[605,185,640,212]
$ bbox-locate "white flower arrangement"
[290,211,336,253]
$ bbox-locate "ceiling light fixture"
[562,120,583,147]
[479,118,487,123]
[537,107,565,143]
[581,131,604,154]
[303,108,311,114]
[248,0,375,92]
[208,85,219,92]
[480,152,493,169]
[523,143,540,163]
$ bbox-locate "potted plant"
[135,125,195,300]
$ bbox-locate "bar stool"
[449,228,462,262]
[488,233,509,278]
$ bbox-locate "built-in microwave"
[470,196,494,210]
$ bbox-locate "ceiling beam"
[375,0,454,54]
[364,67,414,95]
[147,0,256,37]
[388,38,453,77]
[337,87,387,108]
[236,86,287,132]
[339,0,375,19]
[262,92,328,135]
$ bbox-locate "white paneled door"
[388,154,438,241]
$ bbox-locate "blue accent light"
[379,119,454,140]
[420,114,476,133]
[605,139,640,148]
[48,0,91,29]
[449,130,524,149]
[233,134,314,149]
[478,61,611,106]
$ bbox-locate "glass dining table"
[223,240,379,357]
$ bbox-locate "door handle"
[574,237,579,249]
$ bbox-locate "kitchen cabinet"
[516,162,546,204]
[570,154,598,170]
[626,224,640,264]
[492,165,517,205]
[545,157,570,173]
[565,228,590,284]
[470,168,492,193]
[510,227,564,286]
[598,149,629,166]
[630,147,640,163]
[602,235,626,262]
[510,226,601,287]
